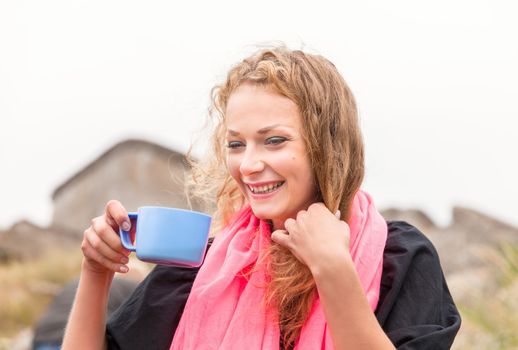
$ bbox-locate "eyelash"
[266,136,287,145]
[227,141,243,149]
[226,137,288,149]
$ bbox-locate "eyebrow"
[227,124,289,136]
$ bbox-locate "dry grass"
[0,247,83,340]
[454,243,518,349]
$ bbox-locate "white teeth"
[248,182,284,194]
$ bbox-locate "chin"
[250,205,292,226]
[249,205,279,221]
[250,208,274,221]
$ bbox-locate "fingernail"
[120,256,129,264]
[120,265,128,273]
[122,221,131,231]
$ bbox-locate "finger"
[284,218,297,232]
[102,215,136,256]
[296,210,307,221]
[308,202,326,212]
[105,200,131,231]
[91,217,129,255]
[271,229,291,247]
[82,238,129,273]
[85,227,129,264]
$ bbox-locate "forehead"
[225,84,301,131]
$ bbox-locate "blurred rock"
[383,206,518,275]
[0,221,77,263]
[428,207,518,276]
[450,206,518,243]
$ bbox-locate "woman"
[62,47,461,349]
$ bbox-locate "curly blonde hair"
[187,46,364,348]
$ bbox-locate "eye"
[226,140,244,149]
[265,136,287,146]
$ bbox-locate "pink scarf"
[170,190,387,349]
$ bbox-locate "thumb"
[271,229,290,247]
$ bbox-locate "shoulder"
[381,221,443,288]
[376,221,461,349]
[385,220,438,257]
[380,220,447,303]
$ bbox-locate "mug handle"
[119,212,138,251]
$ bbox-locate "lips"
[246,181,285,194]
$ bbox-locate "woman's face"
[225,83,318,230]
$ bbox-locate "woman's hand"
[81,200,133,275]
[270,203,352,274]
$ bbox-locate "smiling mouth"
[247,181,285,194]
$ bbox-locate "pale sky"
[1,0,517,230]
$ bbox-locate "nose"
[239,147,264,176]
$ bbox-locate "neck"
[271,219,285,231]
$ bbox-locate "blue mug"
[119,206,212,267]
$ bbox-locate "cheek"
[226,155,242,182]
[285,153,316,194]
[277,153,313,183]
